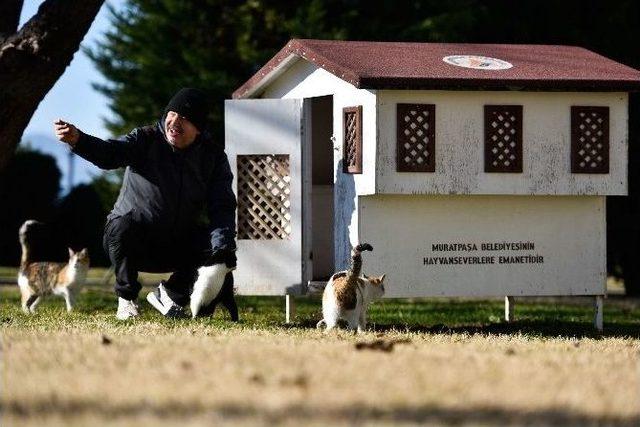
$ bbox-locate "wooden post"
[505,296,514,322]
[286,294,296,323]
[594,295,604,332]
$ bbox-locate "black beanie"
[164,88,208,132]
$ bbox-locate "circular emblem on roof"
[442,55,513,70]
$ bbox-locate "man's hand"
[54,119,80,146]
[208,250,237,268]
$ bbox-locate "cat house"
[225,39,640,328]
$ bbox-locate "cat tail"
[19,220,43,268]
[348,243,373,278]
[354,243,373,254]
[316,318,326,329]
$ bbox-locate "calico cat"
[317,243,386,332]
[17,220,90,313]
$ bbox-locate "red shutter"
[571,106,609,174]
[397,103,436,172]
[343,106,363,174]
[484,105,523,173]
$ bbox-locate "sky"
[19,0,127,191]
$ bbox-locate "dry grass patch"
[3,327,640,426]
[1,287,640,426]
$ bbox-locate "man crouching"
[54,88,238,320]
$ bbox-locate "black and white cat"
[190,263,235,318]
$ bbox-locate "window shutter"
[397,103,436,172]
[343,106,362,174]
[571,106,609,174]
[484,105,523,173]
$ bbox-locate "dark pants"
[103,213,237,319]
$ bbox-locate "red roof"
[233,39,640,98]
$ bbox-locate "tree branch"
[0,0,104,170]
[0,0,23,42]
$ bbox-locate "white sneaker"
[116,297,140,320]
[146,282,186,318]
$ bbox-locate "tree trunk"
[0,0,104,170]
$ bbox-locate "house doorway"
[306,95,335,282]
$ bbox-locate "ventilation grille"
[484,105,523,173]
[397,104,436,172]
[343,106,362,173]
[571,106,609,174]
[237,155,291,240]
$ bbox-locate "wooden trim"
[397,103,436,172]
[484,105,523,173]
[571,106,609,174]
[343,106,363,174]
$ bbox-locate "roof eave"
[358,77,640,92]
[233,53,300,99]
[233,39,363,99]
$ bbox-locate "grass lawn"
[2,285,640,426]
[0,266,169,286]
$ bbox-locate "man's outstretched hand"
[54,119,80,146]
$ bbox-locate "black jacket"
[72,122,236,253]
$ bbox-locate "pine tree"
[86,0,481,139]
[86,0,335,139]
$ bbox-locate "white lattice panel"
[237,155,291,239]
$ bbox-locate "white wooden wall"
[359,195,606,297]
[225,99,305,295]
[262,60,378,270]
[376,90,628,196]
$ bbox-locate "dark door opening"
[309,95,334,281]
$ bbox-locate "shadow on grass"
[371,319,640,339]
[290,316,640,339]
[3,398,638,426]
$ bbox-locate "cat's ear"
[68,248,75,257]
[80,248,88,256]
[379,274,386,282]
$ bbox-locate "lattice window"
[343,106,362,174]
[397,104,436,172]
[237,155,291,240]
[571,106,609,174]
[484,105,523,173]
